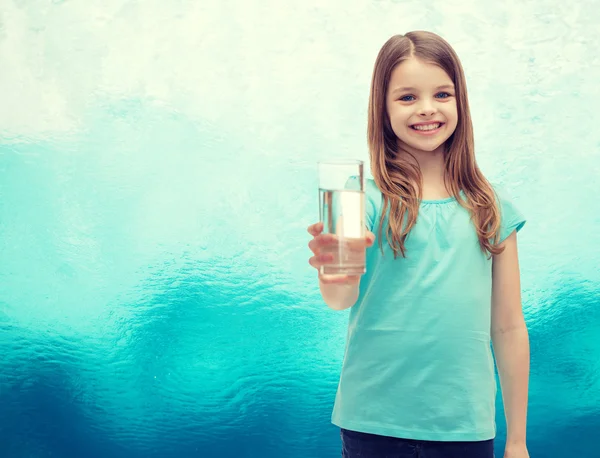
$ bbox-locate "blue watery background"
[1,1,599,457]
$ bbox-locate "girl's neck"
[398,143,449,200]
[398,143,445,176]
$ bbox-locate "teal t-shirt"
[331,178,526,441]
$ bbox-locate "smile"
[410,122,444,135]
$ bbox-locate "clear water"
[1,1,599,457]
[318,189,366,275]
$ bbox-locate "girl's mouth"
[410,122,444,135]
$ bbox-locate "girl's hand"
[307,222,375,285]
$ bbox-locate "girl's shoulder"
[365,178,381,196]
[365,178,384,213]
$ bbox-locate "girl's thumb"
[366,231,376,246]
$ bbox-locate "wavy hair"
[367,31,503,259]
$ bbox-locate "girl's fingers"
[319,274,361,285]
[308,254,334,270]
[308,233,337,254]
[307,222,323,237]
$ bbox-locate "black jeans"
[341,428,495,458]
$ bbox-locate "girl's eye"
[398,92,452,102]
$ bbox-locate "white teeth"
[412,123,441,131]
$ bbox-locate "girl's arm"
[491,230,530,447]
[319,280,360,310]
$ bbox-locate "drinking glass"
[317,160,366,275]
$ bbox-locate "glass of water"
[318,159,366,276]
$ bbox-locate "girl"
[307,31,530,458]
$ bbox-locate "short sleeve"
[344,176,377,232]
[496,187,526,243]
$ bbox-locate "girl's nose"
[418,100,437,116]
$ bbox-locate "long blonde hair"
[367,31,503,259]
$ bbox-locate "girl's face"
[386,57,458,156]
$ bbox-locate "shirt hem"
[332,416,496,442]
